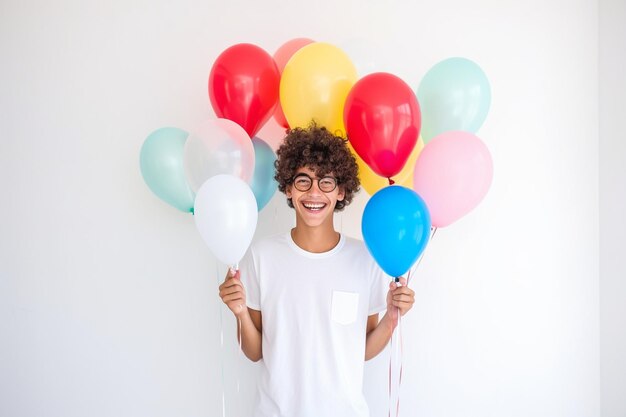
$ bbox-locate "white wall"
[0,1,601,416]
[599,0,626,416]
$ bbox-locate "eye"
[319,178,336,190]
[294,176,311,186]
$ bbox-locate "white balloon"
[184,118,255,192]
[194,175,258,266]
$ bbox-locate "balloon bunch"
[357,57,494,278]
[139,39,358,265]
[140,43,285,265]
[349,59,492,417]
[139,39,493,273]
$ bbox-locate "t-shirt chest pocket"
[330,290,360,325]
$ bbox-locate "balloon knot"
[388,178,395,185]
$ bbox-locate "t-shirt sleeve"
[238,246,261,311]
[368,259,390,316]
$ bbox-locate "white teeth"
[303,202,326,210]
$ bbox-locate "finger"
[393,295,415,304]
[220,286,244,298]
[389,281,397,290]
[233,270,241,280]
[391,298,415,305]
[222,293,245,303]
[392,300,414,310]
[393,287,414,297]
[219,278,237,290]
[393,296,414,304]
[219,282,243,297]
[224,267,239,281]
[222,277,243,289]
[220,281,244,294]
[393,284,414,293]
[393,294,414,303]
[224,277,243,288]
[398,277,408,286]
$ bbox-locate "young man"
[218,125,415,417]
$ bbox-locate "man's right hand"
[218,267,263,362]
[218,268,248,318]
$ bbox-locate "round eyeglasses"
[292,174,338,193]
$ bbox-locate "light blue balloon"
[362,186,431,277]
[250,137,278,211]
[417,57,491,143]
[140,127,195,213]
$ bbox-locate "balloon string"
[234,264,242,399]
[397,312,404,417]
[388,338,392,417]
[391,313,403,417]
[388,293,403,417]
[386,227,438,415]
[237,317,242,393]
[405,227,438,286]
[397,269,409,417]
[231,264,242,413]
[388,319,394,417]
[216,264,227,417]
[388,270,405,417]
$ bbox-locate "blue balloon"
[140,127,195,212]
[250,137,278,211]
[417,57,491,144]
[362,186,431,277]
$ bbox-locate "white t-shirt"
[239,232,390,417]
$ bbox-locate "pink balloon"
[412,131,493,228]
[272,38,315,128]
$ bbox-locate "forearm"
[365,312,396,361]
[237,312,263,362]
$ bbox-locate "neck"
[291,221,340,253]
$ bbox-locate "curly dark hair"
[274,125,360,211]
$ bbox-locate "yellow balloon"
[280,43,357,136]
[350,137,425,196]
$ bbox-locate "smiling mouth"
[302,202,327,212]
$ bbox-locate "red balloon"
[209,44,280,138]
[344,73,421,179]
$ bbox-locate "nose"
[308,180,323,195]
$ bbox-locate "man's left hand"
[387,277,415,321]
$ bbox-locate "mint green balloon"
[140,127,195,213]
[417,57,491,143]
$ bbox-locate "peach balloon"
[272,38,315,128]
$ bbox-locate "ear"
[337,186,345,201]
[286,184,292,199]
